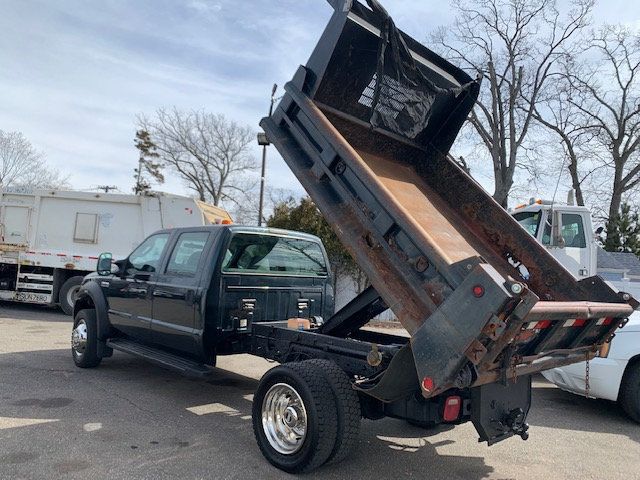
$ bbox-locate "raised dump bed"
[261,0,636,400]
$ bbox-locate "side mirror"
[97,252,113,276]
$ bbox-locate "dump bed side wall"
[327,115,622,304]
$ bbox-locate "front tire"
[620,363,640,423]
[72,309,101,368]
[252,361,338,473]
[59,276,84,315]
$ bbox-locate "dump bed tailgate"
[261,0,636,397]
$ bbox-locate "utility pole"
[257,84,278,226]
[134,157,143,194]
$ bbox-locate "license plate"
[15,292,50,303]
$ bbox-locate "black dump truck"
[72,0,638,474]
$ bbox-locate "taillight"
[443,396,462,422]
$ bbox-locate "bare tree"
[433,0,593,207]
[138,108,257,206]
[0,130,69,190]
[532,71,606,207]
[559,26,640,225]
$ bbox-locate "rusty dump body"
[261,0,636,400]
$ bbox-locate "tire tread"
[305,359,361,464]
[620,362,640,423]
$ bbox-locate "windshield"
[513,211,542,239]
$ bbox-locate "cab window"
[128,233,170,273]
[222,233,327,277]
[513,211,542,238]
[561,214,586,248]
[166,232,209,276]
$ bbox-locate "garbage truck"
[0,187,231,313]
[71,0,637,473]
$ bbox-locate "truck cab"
[74,225,334,364]
[512,201,597,279]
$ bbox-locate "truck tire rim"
[262,383,307,455]
[71,320,87,357]
[66,285,80,308]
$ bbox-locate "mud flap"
[471,375,531,446]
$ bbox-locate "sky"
[0,0,638,206]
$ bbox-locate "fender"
[73,280,112,345]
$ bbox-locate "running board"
[107,338,213,378]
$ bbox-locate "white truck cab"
[512,200,596,279]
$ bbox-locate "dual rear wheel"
[252,359,361,473]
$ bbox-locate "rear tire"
[59,276,84,315]
[71,309,101,368]
[252,361,338,473]
[620,363,640,423]
[305,359,361,464]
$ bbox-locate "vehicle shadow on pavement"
[528,378,640,442]
[0,303,70,323]
[0,348,495,480]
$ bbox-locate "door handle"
[153,290,186,300]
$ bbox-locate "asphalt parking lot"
[1,304,639,480]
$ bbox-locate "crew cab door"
[219,232,331,331]
[150,231,210,354]
[104,232,170,342]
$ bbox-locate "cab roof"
[154,225,324,244]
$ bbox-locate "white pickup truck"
[512,199,640,421]
[0,187,230,314]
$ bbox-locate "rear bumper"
[541,358,627,402]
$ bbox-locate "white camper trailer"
[0,187,231,313]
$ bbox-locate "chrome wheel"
[262,383,308,455]
[71,320,87,357]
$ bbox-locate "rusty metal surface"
[524,301,634,321]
